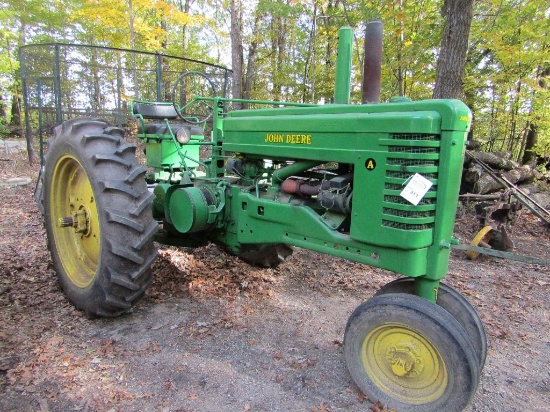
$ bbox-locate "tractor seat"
[139,123,204,136]
[132,102,179,120]
[132,102,203,137]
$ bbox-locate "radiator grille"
[388,147,439,154]
[382,221,435,231]
[384,182,439,191]
[386,171,438,180]
[383,195,436,206]
[383,208,435,218]
[391,133,439,141]
[386,158,438,167]
[382,133,440,231]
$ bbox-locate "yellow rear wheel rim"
[361,323,448,405]
[50,155,100,288]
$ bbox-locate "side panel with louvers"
[350,133,442,249]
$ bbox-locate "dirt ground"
[1,146,549,412]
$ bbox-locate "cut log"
[518,182,543,196]
[473,165,536,194]
[466,140,482,150]
[467,151,518,170]
[463,163,484,183]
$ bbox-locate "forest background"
[0,0,549,165]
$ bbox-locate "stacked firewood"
[461,151,537,195]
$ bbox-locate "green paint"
[133,30,471,302]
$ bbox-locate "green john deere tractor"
[38,25,486,412]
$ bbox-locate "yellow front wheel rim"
[361,323,448,405]
[50,155,100,288]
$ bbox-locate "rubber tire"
[344,293,480,412]
[237,243,293,268]
[375,278,488,369]
[43,118,158,317]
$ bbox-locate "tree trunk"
[508,80,522,158]
[242,13,261,108]
[0,94,6,124]
[302,4,317,103]
[128,0,139,98]
[271,17,286,101]
[91,51,101,112]
[179,0,191,50]
[397,1,405,96]
[432,0,474,99]
[230,0,244,110]
[9,93,21,132]
[521,122,538,166]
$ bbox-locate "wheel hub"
[387,344,424,377]
[59,208,90,234]
[361,323,448,404]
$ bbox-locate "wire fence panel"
[19,43,231,157]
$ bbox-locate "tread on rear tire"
[43,118,158,317]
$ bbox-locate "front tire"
[44,119,158,317]
[375,277,488,368]
[344,293,480,412]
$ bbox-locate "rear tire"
[43,118,158,317]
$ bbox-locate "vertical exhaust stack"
[333,26,354,104]
[362,20,384,104]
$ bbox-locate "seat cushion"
[139,123,204,137]
[133,103,178,120]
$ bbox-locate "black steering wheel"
[172,71,217,124]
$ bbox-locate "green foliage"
[466,0,549,160]
[1,0,548,163]
[70,0,201,51]
[0,118,10,137]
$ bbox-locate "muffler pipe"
[362,20,383,104]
